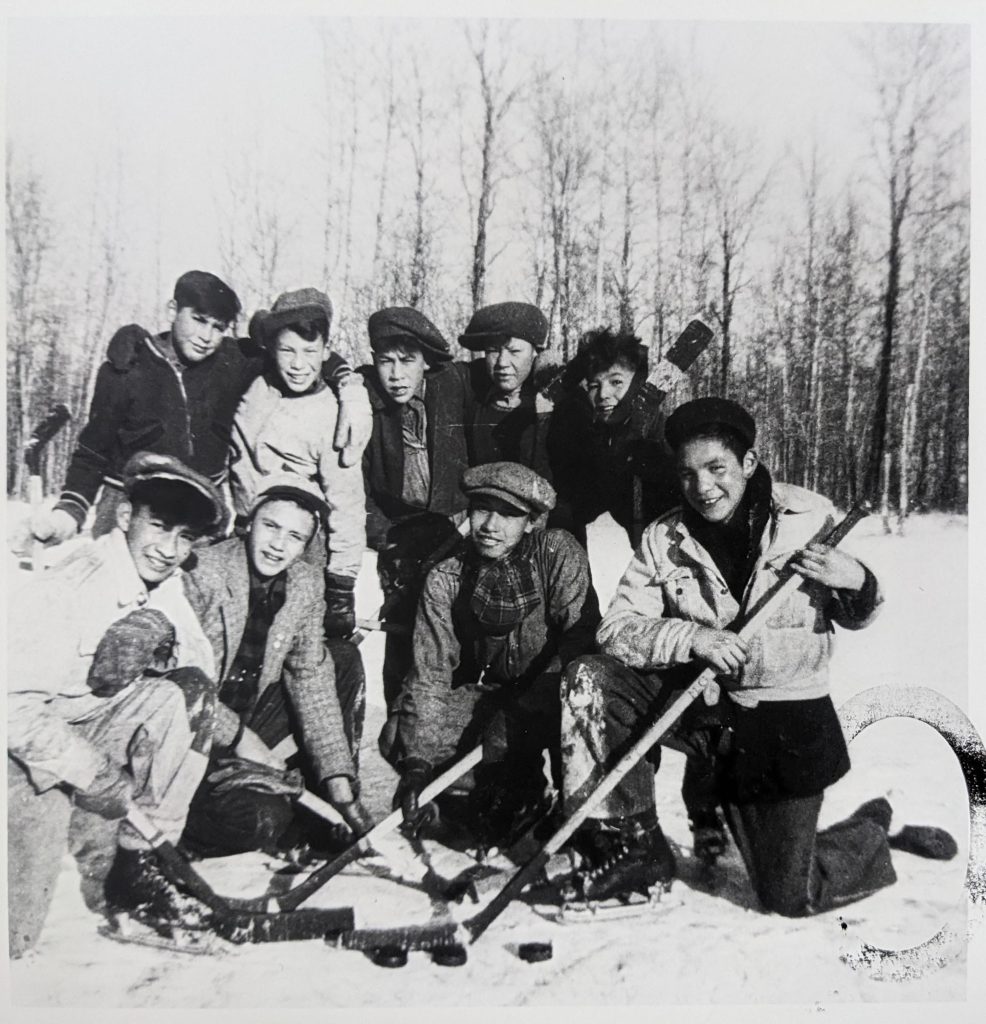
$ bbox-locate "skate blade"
[98,917,227,956]
[531,885,681,925]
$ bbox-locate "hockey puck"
[518,941,553,963]
[369,945,408,968]
[431,942,468,967]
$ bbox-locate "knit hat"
[368,307,452,364]
[458,302,549,352]
[460,462,556,517]
[664,397,756,451]
[250,288,334,346]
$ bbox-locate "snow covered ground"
[5,510,982,1017]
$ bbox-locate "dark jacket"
[56,327,350,527]
[359,361,472,550]
[553,372,679,542]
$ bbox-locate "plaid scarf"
[467,532,541,633]
[220,568,287,717]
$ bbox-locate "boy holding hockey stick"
[555,397,956,914]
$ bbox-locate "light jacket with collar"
[597,482,882,707]
[230,372,366,579]
[6,529,214,792]
[182,537,354,783]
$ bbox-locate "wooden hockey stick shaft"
[464,502,870,943]
[272,744,484,913]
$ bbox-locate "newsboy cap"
[368,307,452,363]
[249,472,330,530]
[250,288,334,346]
[664,397,757,451]
[458,302,549,352]
[121,452,227,531]
[460,461,557,516]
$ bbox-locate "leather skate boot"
[104,846,213,936]
[569,811,677,903]
[689,808,728,867]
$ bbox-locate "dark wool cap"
[368,307,452,363]
[173,270,241,326]
[458,302,549,352]
[461,461,556,516]
[664,397,757,451]
[251,288,334,346]
[121,452,227,531]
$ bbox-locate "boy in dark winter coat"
[386,462,600,850]
[557,397,956,913]
[31,270,371,544]
[359,307,472,730]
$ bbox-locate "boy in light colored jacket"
[555,397,955,915]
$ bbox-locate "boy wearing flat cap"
[8,452,225,954]
[553,397,956,914]
[360,306,474,724]
[230,287,367,642]
[179,473,373,859]
[385,461,600,850]
[32,271,371,546]
[459,301,555,481]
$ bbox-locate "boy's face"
[469,502,532,560]
[116,500,200,585]
[484,338,536,396]
[248,499,317,577]
[170,303,229,363]
[586,359,636,420]
[374,342,427,404]
[273,327,329,394]
[676,437,757,525]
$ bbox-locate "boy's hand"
[31,507,79,545]
[334,379,373,467]
[690,626,749,676]
[791,543,866,592]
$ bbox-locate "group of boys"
[8,270,956,957]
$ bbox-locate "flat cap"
[251,288,334,346]
[460,461,556,516]
[458,302,549,352]
[664,397,756,451]
[368,307,452,363]
[249,472,330,530]
[121,452,227,531]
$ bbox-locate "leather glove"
[324,573,356,638]
[73,766,134,820]
[393,757,439,838]
[208,757,304,798]
[323,776,375,838]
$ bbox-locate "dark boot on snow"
[688,808,728,867]
[104,846,213,936]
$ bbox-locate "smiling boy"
[385,462,599,850]
[554,397,956,913]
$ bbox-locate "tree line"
[6,20,969,526]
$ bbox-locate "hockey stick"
[23,403,71,570]
[630,320,714,548]
[326,502,870,953]
[257,744,484,913]
[123,806,354,942]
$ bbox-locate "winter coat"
[183,538,354,783]
[230,373,366,579]
[396,528,599,766]
[359,362,471,550]
[551,373,680,541]
[6,529,214,792]
[597,482,882,706]
[55,328,353,527]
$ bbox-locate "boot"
[104,847,213,935]
[688,808,728,867]
[569,811,676,903]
